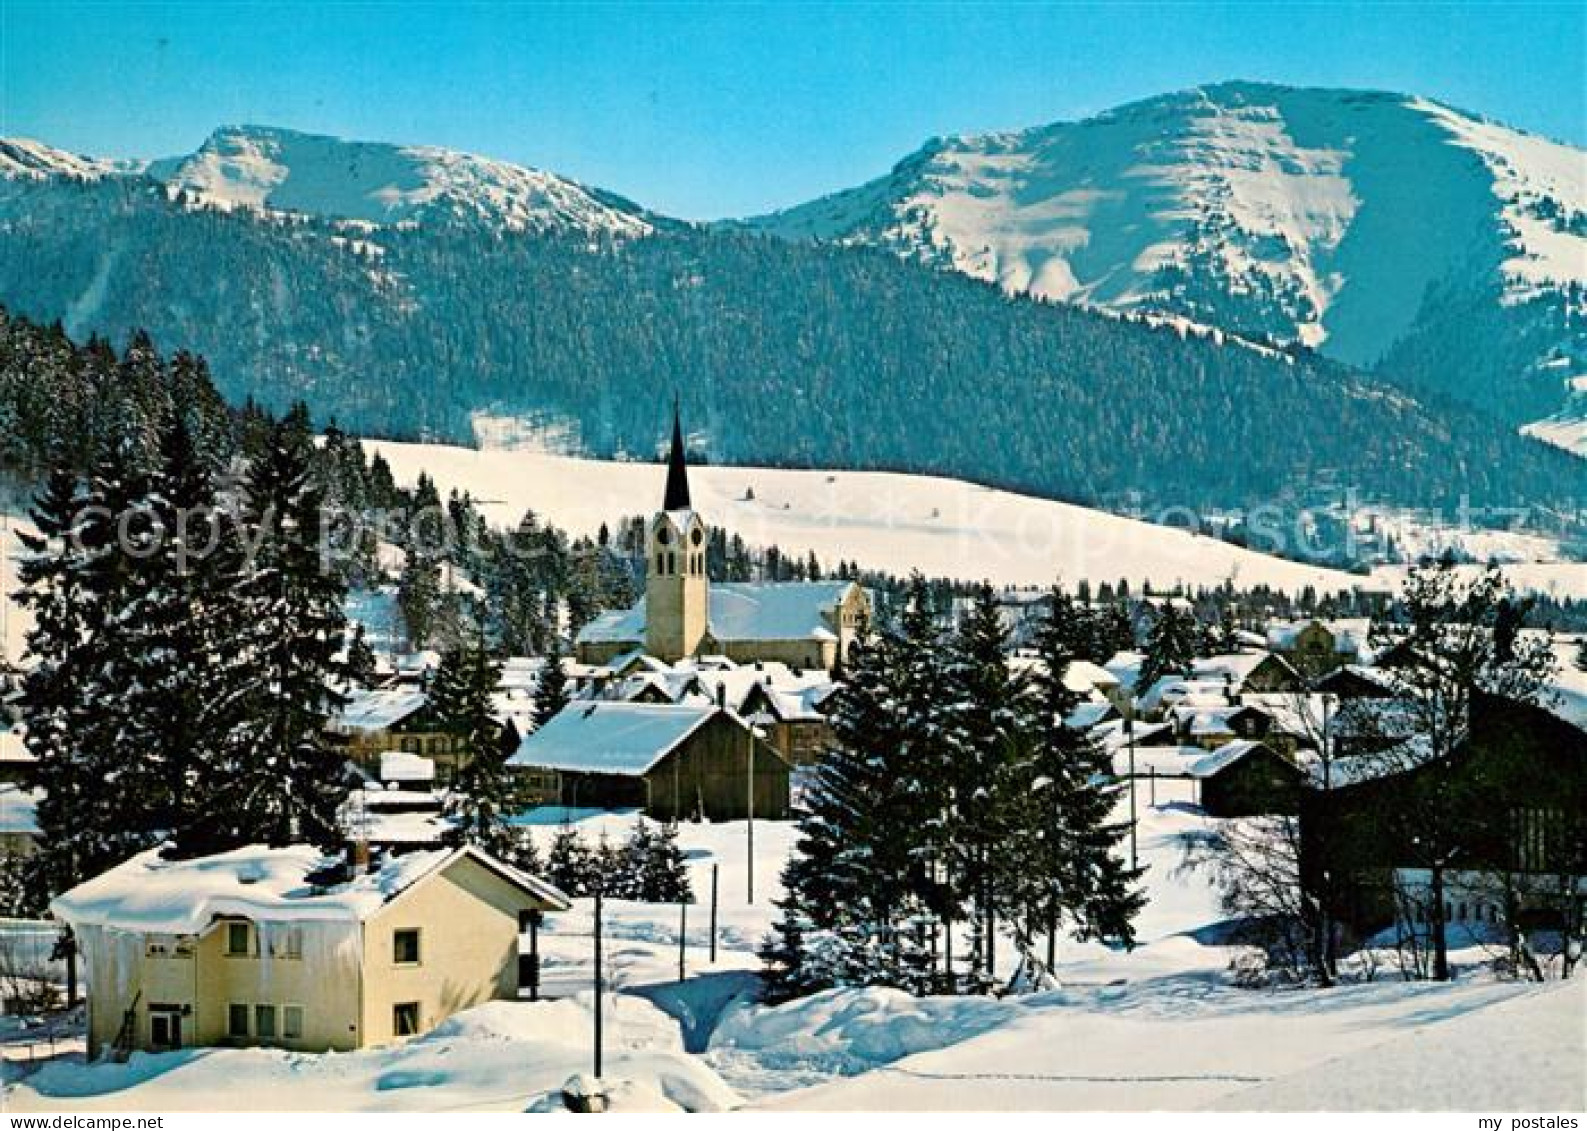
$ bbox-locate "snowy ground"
[7,796,1581,1112]
[363,439,1584,598]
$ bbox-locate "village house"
[508,700,791,821]
[1191,740,1305,817]
[1192,651,1304,695]
[1300,691,1587,942]
[1170,703,1275,751]
[0,782,39,858]
[1266,618,1368,678]
[324,686,464,781]
[575,407,870,671]
[51,843,569,1058]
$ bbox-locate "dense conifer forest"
[0,178,1580,525]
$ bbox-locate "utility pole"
[709,863,719,963]
[678,897,688,982]
[1126,714,1138,872]
[593,886,604,1080]
[747,728,756,904]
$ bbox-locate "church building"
[575,407,869,671]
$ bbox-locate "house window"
[393,928,421,965]
[266,926,303,959]
[227,1003,249,1039]
[255,1004,277,1040]
[393,1002,421,1037]
[226,922,252,956]
[283,1005,304,1040]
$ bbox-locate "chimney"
[346,839,372,874]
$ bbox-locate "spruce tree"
[198,410,349,850]
[16,465,143,900]
[439,633,517,858]
[1136,601,1200,694]
[533,651,570,729]
[346,623,379,688]
[1022,591,1145,969]
[131,413,254,852]
[762,618,933,999]
[635,820,692,903]
[546,823,595,897]
[940,583,1028,990]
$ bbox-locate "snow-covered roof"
[509,701,729,776]
[333,687,428,733]
[1111,745,1206,778]
[51,843,568,934]
[0,722,34,764]
[577,581,857,647]
[0,784,40,836]
[1102,650,1146,689]
[1192,651,1288,685]
[1065,700,1117,730]
[1189,740,1278,778]
[380,750,435,783]
[1138,675,1229,714]
[1064,660,1121,693]
[1171,703,1268,737]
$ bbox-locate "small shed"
[1191,740,1305,817]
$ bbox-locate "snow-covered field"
[7,800,1581,1112]
[364,439,1585,599]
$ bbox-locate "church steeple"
[663,396,692,512]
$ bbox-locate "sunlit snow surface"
[363,439,1586,600]
[7,801,1583,1112]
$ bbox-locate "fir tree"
[546,823,596,897]
[1020,591,1145,969]
[762,611,933,1000]
[129,413,254,850]
[16,464,145,901]
[346,623,379,688]
[194,410,349,851]
[629,819,693,903]
[439,632,517,858]
[533,651,570,729]
[940,583,1028,990]
[1136,601,1201,694]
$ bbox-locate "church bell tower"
[645,403,709,661]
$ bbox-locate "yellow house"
[51,843,569,1058]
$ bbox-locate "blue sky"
[3,2,1582,219]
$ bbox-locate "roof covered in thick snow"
[509,701,732,776]
[332,687,428,733]
[1190,739,1281,778]
[576,581,856,646]
[51,843,568,933]
[0,784,40,836]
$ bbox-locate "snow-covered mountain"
[3,125,659,237]
[0,138,137,181]
[747,82,1586,448]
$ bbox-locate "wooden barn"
[1191,740,1305,817]
[1300,691,1587,938]
[508,701,790,821]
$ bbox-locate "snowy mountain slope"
[361,439,1585,599]
[3,125,659,237]
[747,82,1587,443]
[0,138,139,181]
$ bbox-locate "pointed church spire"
[663,396,692,512]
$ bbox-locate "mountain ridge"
[742,81,1586,446]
